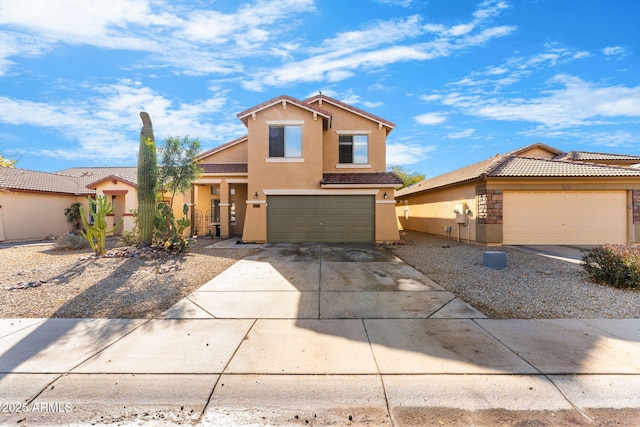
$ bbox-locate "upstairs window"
[339,135,368,164]
[269,126,302,158]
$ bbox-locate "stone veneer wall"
[477,189,503,225]
[633,190,640,224]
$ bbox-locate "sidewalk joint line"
[196,318,258,424]
[362,319,396,427]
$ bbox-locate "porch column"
[219,179,230,238]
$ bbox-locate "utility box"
[483,251,507,270]
[455,203,467,224]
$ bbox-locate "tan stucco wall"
[316,102,388,172]
[376,200,400,242]
[199,140,248,163]
[396,184,477,242]
[246,103,325,191]
[518,147,557,159]
[0,191,88,242]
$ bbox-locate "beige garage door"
[503,191,627,245]
[267,195,374,243]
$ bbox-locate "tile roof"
[198,163,248,174]
[489,156,640,177]
[554,151,640,162]
[321,172,403,185]
[396,156,504,196]
[57,167,137,189]
[306,94,396,130]
[396,143,640,197]
[0,166,137,195]
[1,167,89,195]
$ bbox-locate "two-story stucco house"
[192,94,402,243]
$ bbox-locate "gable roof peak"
[508,142,563,156]
[236,95,332,124]
[305,93,395,131]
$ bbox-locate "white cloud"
[0,0,316,76]
[445,44,594,92]
[415,112,447,125]
[442,74,640,128]
[243,2,515,90]
[603,46,626,57]
[0,81,242,163]
[447,128,475,139]
[387,141,436,165]
[375,0,414,7]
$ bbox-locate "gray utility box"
[483,251,507,270]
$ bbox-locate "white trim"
[246,200,267,204]
[264,189,379,196]
[227,178,248,184]
[321,184,397,189]
[219,203,231,207]
[194,178,222,184]
[265,120,304,125]
[266,158,305,163]
[376,200,397,204]
[335,164,371,169]
[335,130,371,135]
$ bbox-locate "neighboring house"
[0,166,137,242]
[395,143,640,246]
[192,94,402,243]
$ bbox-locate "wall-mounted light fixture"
[253,192,259,199]
[383,192,388,199]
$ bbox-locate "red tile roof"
[321,172,402,185]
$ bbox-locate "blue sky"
[1,0,639,177]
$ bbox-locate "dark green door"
[267,195,375,242]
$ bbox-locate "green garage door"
[267,195,375,242]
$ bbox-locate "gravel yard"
[0,238,254,318]
[1,231,639,319]
[391,230,640,319]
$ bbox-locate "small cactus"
[79,195,122,256]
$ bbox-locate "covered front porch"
[192,178,248,239]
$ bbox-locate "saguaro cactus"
[138,111,157,245]
[80,195,122,256]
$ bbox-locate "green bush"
[582,244,640,289]
[54,234,90,250]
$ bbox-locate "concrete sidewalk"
[2,243,640,426]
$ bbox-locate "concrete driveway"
[164,242,485,320]
[2,242,640,426]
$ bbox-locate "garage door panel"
[268,195,374,243]
[503,191,627,245]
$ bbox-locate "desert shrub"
[54,234,90,250]
[582,244,640,289]
[118,229,140,247]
